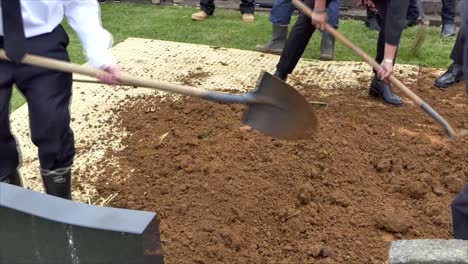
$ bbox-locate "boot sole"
[255,47,282,55]
[319,54,333,61]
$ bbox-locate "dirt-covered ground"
[84,68,467,263]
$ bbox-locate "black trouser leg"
[0,59,19,182]
[277,0,330,74]
[200,0,215,15]
[240,0,255,14]
[452,185,468,239]
[406,0,419,23]
[463,1,468,95]
[15,26,75,199]
[451,30,464,65]
[441,0,456,25]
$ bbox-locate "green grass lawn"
[11,3,456,111]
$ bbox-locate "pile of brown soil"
[93,68,468,263]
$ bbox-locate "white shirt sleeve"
[62,0,116,69]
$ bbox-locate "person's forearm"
[314,0,326,11]
[384,43,397,62]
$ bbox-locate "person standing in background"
[191,0,255,22]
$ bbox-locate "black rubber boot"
[435,63,464,89]
[369,76,402,106]
[319,31,335,61]
[0,170,23,187]
[441,23,456,38]
[41,168,72,200]
[274,69,288,82]
[256,25,288,55]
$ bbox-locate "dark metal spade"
[0,50,317,140]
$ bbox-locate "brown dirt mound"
[93,68,468,263]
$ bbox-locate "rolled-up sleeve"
[62,0,116,68]
[385,0,410,46]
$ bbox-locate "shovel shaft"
[291,0,456,140]
[0,49,238,100]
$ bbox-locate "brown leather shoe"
[242,13,254,23]
[191,11,208,21]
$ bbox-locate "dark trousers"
[373,0,409,72]
[462,1,468,94]
[0,26,75,180]
[276,0,331,74]
[450,30,463,65]
[406,0,419,23]
[442,0,455,25]
[200,0,254,15]
[452,185,468,239]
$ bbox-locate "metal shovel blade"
[243,71,318,140]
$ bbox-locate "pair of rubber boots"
[0,170,72,200]
[256,24,335,61]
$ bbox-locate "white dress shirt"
[0,0,115,68]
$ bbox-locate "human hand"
[98,64,122,85]
[377,59,393,81]
[311,11,327,31]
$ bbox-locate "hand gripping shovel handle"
[291,0,456,140]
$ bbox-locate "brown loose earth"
[91,68,468,264]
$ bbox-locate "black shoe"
[319,31,335,61]
[365,17,380,31]
[41,168,72,200]
[435,63,464,89]
[274,69,288,82]
[98,0,106,2]
[441,24,456,38]
[0,170,23,187]
[369,77,402,106]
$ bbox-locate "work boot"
[191,10,208,21]
[41,168,72,200]
[0,170,23,187]
[369,76,402,106]
[435,63,464,89]
[242,13,254,23]
[319,31,335,61]
[274,69,288,82]
[256,25,288,55]
[441,23,456,38]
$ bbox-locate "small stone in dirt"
[297,183,314,205]
[308,245,323,257]
[376,208,412,234]
[239,125,252,132]
[432,185,446,196]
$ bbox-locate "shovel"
[410,0,430,54]
[0,49,317,140]
[291,0,457,141]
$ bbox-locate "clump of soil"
[178,68,210,86]
[93,68,468,264]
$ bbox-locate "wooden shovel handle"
[291,0,456,140]
[0,49,207,98]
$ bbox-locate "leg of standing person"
[15,26,76,200]
[406,0,419,27]
[368,0,408,106]
[275,0,332,81]
[320,0,340,61]
[192,0,215,21]
[0,55,22,187]
[240,0,255,22]
[365,6,380,31]
[441,0,456,37]
[452,185,468,239]
[435,30,465,88]
[462,0,468,95]
[256,0,295,54]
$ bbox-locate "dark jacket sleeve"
[385,0,410,46]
